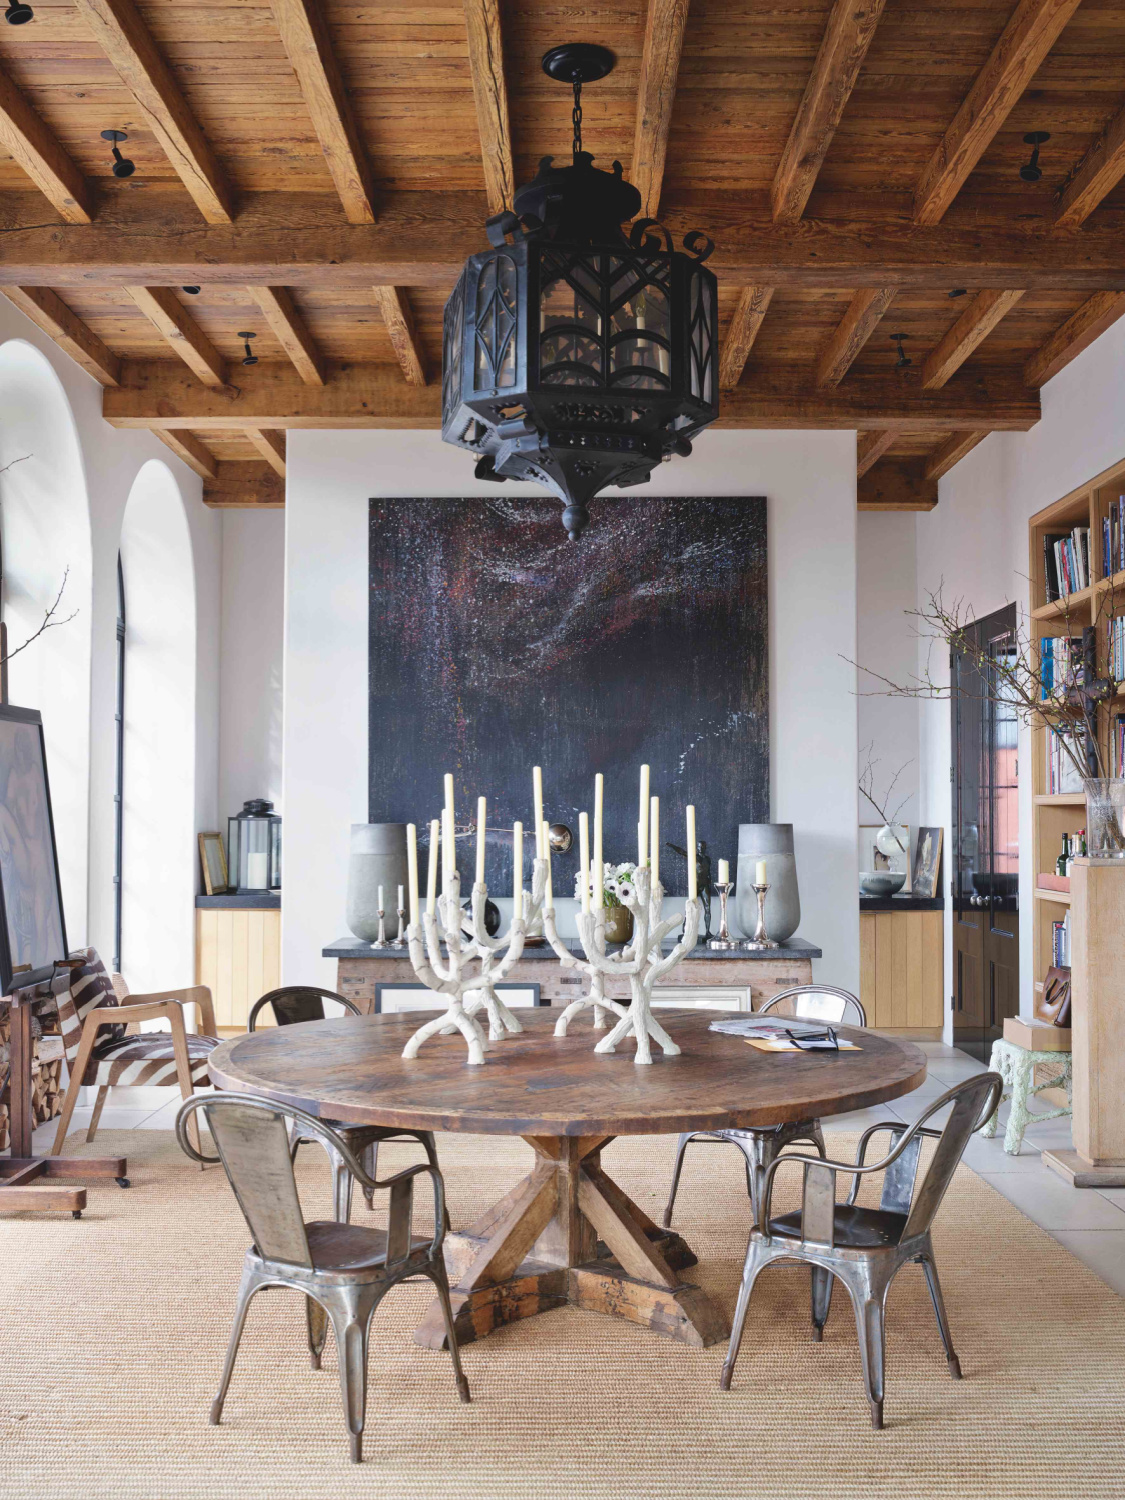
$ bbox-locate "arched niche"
[0,339,93,942]
[119,459,197,992]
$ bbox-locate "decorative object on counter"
[391,899,407,949]
[736,823,800,943]
[859,870,907,897]
[910,826,944,899]
[1036,964,1072,1028]
[228,798,281,894]
[345,823,407,942]
[197,831,229,896]
[709,869,737,950]
[460,893,501,939]
[548,823,573,853]
[858,748,912,873]
[743,880,779,951]
[668,839,713,939]
[1084,779,1125,858]
[575,858,638,943]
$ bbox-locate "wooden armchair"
[50,949,220,1157]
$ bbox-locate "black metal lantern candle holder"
[228,799,281,894]
[441,43,719,540]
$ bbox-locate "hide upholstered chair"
[662,985,867,1228]
[49,948,219,1162]
[176,1091,470,1463]
[248,985,445,1224]
[720,1070,1003,1429]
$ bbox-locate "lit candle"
[541,818,553,905]
[755,858,768,885]
[476,795,487,885]
[407,824,419,926]
[425,818,439,914]
[593,773,604,909]
[686,806,697,899]
[378,884,384,913]
[718,858,729,884]
[579,811,591,914]
[650,796,660,889]
[533,765,545,853]
[639,764,650,864]
[513,821,523,920]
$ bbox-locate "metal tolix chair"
[177,1092,470,1464]
[249,986,444,1224]
[662,986,867,1229]
[720,1070,1003,1430]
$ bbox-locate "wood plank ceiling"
[0,1,1123,510]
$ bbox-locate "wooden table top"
[208,1011,927,1138]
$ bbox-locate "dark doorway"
[951,604,1020,1060]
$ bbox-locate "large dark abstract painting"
[369,497,768,894]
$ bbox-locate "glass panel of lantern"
[442,270,465,416]
[608,256,672,391]
[539,251,604,387]
[474,255,518,390]
[688,268,715,407]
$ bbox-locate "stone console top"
[323,935,822,961]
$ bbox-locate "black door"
[952,605,1020,1060]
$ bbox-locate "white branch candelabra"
[402,862,546,1065]
[575,865,702,1065]
[543,903,628,1036]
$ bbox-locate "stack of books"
[1112,712,1125,777]
[1108,616,1125,684]
[1043,526,1091,598]
[1046,727,1086,795]
[1103,496,1125,580]
[1052,911,1071,968]
[1040,634,1083,699]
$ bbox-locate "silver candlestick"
[742,882,779,950]
[708,881,737,949]
[391,906,406,949]
[371,909,388,950]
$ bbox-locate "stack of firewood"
[0,1006,65,1151]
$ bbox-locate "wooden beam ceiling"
[126,287,228,389]
[719,287,774,388]
[0,286,120,386]
[924,432,989,482]
[246,287,326,386]
[270,0,377,225]
[816,288,897,387]
[463,0,514,216]
[245,428,287,477]
[372,287,427,386]
[858,461,938,511]
[857,430,896,477]
[1056,98,1125,228]
[203,462,285,509]
[74,0,233,225]
[1024,291,1125,388]
[0,72,92,225]
[632,0,692,221]
[771,0,888,224]
[912,0,1084,226]
[154,428,219,481]
[921,289,1027,390]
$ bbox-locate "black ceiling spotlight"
[5,1,34,24]
[439,41,719,540]
[948,288,968,299]
[1019,131,1050,183]
[890,333,912,369]
[101,129,134,178]
[237,331,258,366]
[182,286,201,295]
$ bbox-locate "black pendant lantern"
[441,43,720,540]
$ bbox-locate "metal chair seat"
[768,1204,907,1249]
[301,1219,431,1274]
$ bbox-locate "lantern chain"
[572,79,582,159]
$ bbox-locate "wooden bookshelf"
[1028,453,1125,999]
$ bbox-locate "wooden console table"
[325,935,823,1013]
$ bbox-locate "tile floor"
[30,1043,1125,1297]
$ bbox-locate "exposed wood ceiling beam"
[912,0,1083,225]
[632,0,691,220]
[74,0,233,225]
[126,287,228,389]
[245,427,287,477]
[101,360,1042,432]
[1024,290,1125,387]
[771,0,888,223]
[921,288,1026,389]
[858,460,938,511]
[463,0,514,216]
[1057,98,1125,227]
[372,286,426,385]
[270,0,376,225]
[0,286,120,385]
[719,286,775,388]
[857,429,896,476]
[246,286,325,386]
[203,461,285,509]
[153,428,218,481]
[0,71,92,224]
[816,287,896,386]
[923,431,988,482]
[6,191,1125,290]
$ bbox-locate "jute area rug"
[2,1127,1123,1500]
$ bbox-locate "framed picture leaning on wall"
[911,826,944,900]
[0,703,68,993]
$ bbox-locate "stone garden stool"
[981,1037,1073,1155]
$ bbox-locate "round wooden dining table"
[208,1009,926,1351]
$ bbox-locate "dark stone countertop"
[196,892,281,909]
[859,893,944,913]
[323,935,822,961]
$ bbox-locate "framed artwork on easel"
[0,703,67,994]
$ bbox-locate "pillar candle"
[579,811,591,914]
[541,819,553,905]
[407,824,419,926]
[650,797,660,889]
[425,818,439,914]
[593,773,604,909]
[476,796,487,885]
[755,858,768,885]
[718,859,729,884]
[533,765,544,853]
[686,806,697,899]
[638,764,650,864]
[513,822,523,920]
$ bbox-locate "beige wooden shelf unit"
[859,908,944,1039]
[195,904,280,1034]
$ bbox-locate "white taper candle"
[378,884,384,912]
[579,811,591,914]
[426,818,439,914]
[686,806,697,899]
[476,796,487,885]
[407,824,419,926]
[541,819,553,905]
[650,796,660,889]
[513,822,523,920]
[442,806,454,892]
[639,764,650,864]
[533,765,544,854]
[718,858,729,884]
[593,773,604,910]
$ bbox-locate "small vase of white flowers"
[575,861,638,943]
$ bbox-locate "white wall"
[913,315,1125,1023]
[283,428,860,994]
